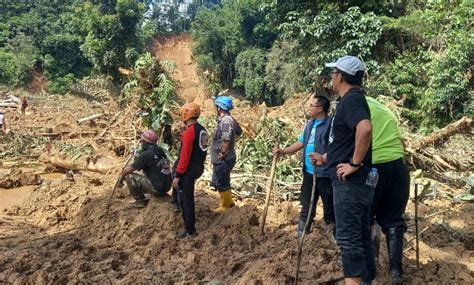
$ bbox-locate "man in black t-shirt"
[119,130,172,208]
[326,56,375,285]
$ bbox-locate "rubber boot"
[296,218,311,239]
[214,190,235,213]
[386,227,404,284]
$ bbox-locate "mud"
[0,34,472,284]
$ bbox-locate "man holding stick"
[274,95,334,239]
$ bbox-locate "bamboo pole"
[260,154,278,235]
[415,183,420,268]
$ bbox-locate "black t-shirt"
[131,148,172,191]
[327,88,372,184]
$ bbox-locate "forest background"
[0,0,472,133]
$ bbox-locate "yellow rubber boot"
[214,190,235,213]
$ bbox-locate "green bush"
[234,48,269,103]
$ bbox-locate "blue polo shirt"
[298,119,324,174]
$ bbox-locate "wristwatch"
[349,159,363,168]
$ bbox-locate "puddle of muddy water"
[0,172,63,212]
[0,185,34,212]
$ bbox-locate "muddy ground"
[0,34,473,284]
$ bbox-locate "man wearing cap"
[119,130,172,208]
[211,96,242,212]
[326,55,375,285]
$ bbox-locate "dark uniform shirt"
[327,88,372,184]
[131,147,171,191]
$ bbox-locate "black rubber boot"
[296,218,312,239]
[386,227,404,284]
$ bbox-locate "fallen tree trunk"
[412,116,472,151]
[46,154,121,174]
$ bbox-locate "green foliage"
[0,33,39,85]
[278,6,383,78]
[366,3,473,131]
[237,118,299,179]
[191,0,276,89]
[122,52,178,132]
[80,0,145,79]
[234,48,268,103]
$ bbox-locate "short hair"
[314,95,330,114]
[337,68,364,86]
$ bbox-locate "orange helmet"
[180,102,201,122]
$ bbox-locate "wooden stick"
[77,113,103,124]
[0,103,18,108]
[260,154,278,235]
[415,183,420,268]
[99,111,123,137]
[403,226,429,253]
[294,169,317,285]
[105,155,133,215]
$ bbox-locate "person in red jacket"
[172,102,208,238]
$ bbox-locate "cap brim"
[325,62,336,68]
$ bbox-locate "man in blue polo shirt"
[274,95,334,239]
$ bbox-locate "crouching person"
[118,130,172,208]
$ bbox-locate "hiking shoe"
[176,231,198,239]
[130,199,149,208]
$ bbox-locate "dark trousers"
[333,182,376,280]
[300,173,335,226]
[211,158,236,192]
[371,158,410,232]
[178,164,204,234]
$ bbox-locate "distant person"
[20,96,28,115]
[172,103,208,238]
[367,96,410,284]
[0,110,7,133]
[118,130,172,208]
[210,96,242,213]
[273,95,335,239]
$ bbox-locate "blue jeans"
[211,158,236,192]
[333,182,376,281]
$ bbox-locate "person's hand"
[336,163,360,181]
[217,152,226,160]
[273,148,284,157]
[309,152,323,165]
[172,177,180,189]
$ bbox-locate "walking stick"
[105,155,133,215]
[414,183,420,268]
[294,168,317,285]
[260,154,278,235]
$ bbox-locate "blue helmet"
[214,96,234,111]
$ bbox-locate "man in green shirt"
[367,97,410,284]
